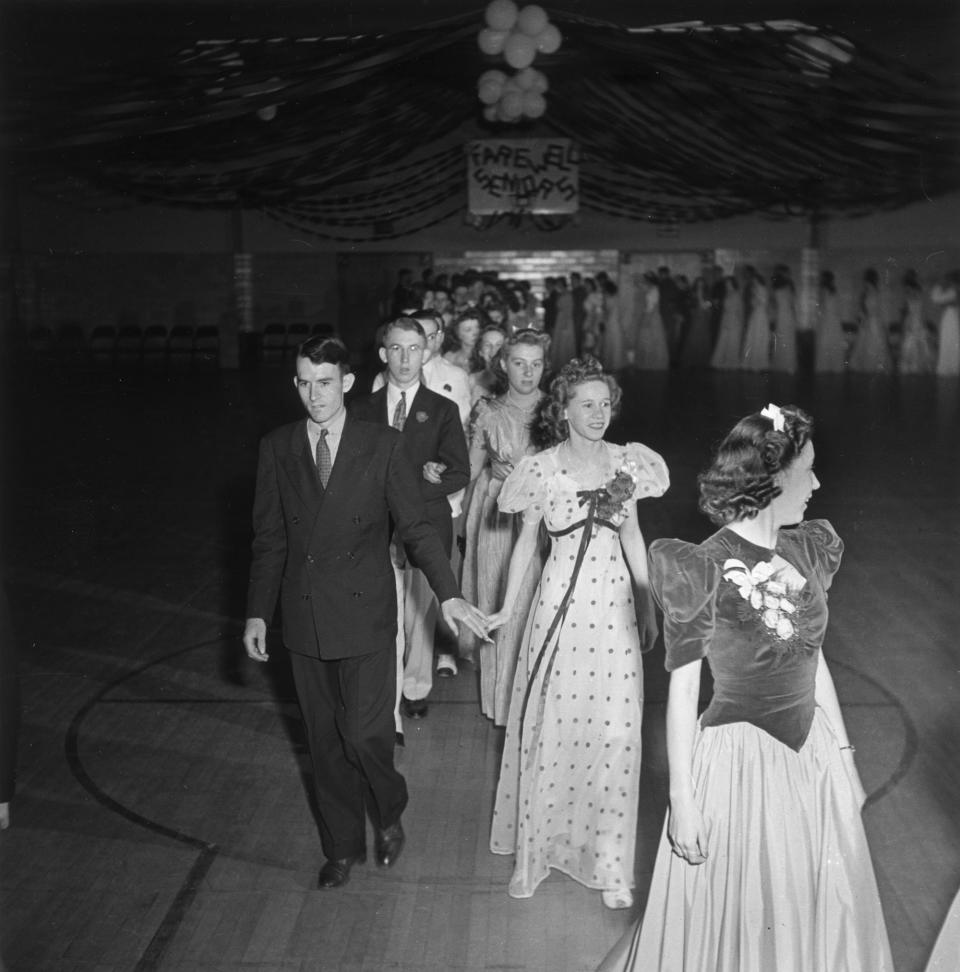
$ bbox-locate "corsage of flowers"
[722,556,808,646]
[594,460,640,524]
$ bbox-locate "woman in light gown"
[601,279,628,371]
[740,267,771,371]
[598,403,893,972]
[634,272,670,369]
[460,329,550,725]
[849,268,889,373]
[899,269,931,375]
[770,266,798,373]
[814,270,846,373]
[486,357,669,909]
[549,276,577,372]
[710,275,743,370]
[932,269,960,376]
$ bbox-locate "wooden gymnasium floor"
[0,361,957,972]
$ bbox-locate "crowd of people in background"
[238,251,959,969]
[389,261,960,380]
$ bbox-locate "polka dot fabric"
[491,442,668,898]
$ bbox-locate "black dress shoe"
[401,695,428,719]
[374,822,405,868]
[318,852,366,889]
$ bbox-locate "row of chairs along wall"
[11,321,337,370]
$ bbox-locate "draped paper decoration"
[3,12,958,241]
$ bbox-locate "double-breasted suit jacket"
[350,385,469,553]
[246,413,459,661]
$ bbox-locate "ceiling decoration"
[4,10,958,240]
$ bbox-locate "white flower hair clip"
[760,403,785,432]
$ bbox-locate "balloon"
[504,31,536,69]
[257,105,277,121]
[485,0,518,32]
[536,23,562,54]
[528,68,549,93]
[517,5,548,36]
[483,105,499,122]
[514,67,537,90]
[479,69,508,87]
[521,91,546,118]
[500,90,523,119]
[477,27,508,56]
[478,79,502,105]
[501,76,521,94]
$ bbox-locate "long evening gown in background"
[740,281,770,371]
[710,280,742,370]
[598,521,894,972]
[932,282,960,376]
[602,291,628,371]
[681,277,713,367]
[550,291,576,372]
[770,284,798,373]
[899,287,930,374]
[815,288,846,373]
[849,283,889,372]
[460,395,543,726]
[635,285,670,370]
[490,442,669,898]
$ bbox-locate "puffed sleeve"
[498,453,546,523]
[467,396,493,449]
[795,518,844,591]
[622,442,670,500]
[649,539,721,671]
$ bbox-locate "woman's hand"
[484,608,512,634]
[667,796,708,865]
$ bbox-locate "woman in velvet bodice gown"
[599,403,892,972]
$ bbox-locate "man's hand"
[423,461,446,485]
[243,618,269,662]
[440,598,491,642]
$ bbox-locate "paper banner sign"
[467,138,579,214]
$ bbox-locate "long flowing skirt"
[460,471,540,725]
[740,312,770,371]
[598,711,893,972]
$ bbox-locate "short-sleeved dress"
[490,441,670,898]
[599,521,894,972]
[461,395,545,726]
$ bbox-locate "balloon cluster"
[477,1,561,122]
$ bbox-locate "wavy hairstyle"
[491,327,551,395]
[534,355,621,448]
[698,405,813,525]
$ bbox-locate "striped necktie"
[315,428,332,488]
[392,390,407,431]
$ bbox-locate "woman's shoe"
[601,889,634,910]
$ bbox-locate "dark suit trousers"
[289,648,408,860]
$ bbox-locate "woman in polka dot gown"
[485,357,669,909]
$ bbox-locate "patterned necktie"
[392,390,407,431]
[315,428,332,488]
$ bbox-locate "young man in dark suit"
[243,336,487,889]
[351,317,469,720]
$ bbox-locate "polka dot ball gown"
[489,441,669,898]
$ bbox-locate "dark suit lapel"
[281,420,324,510]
